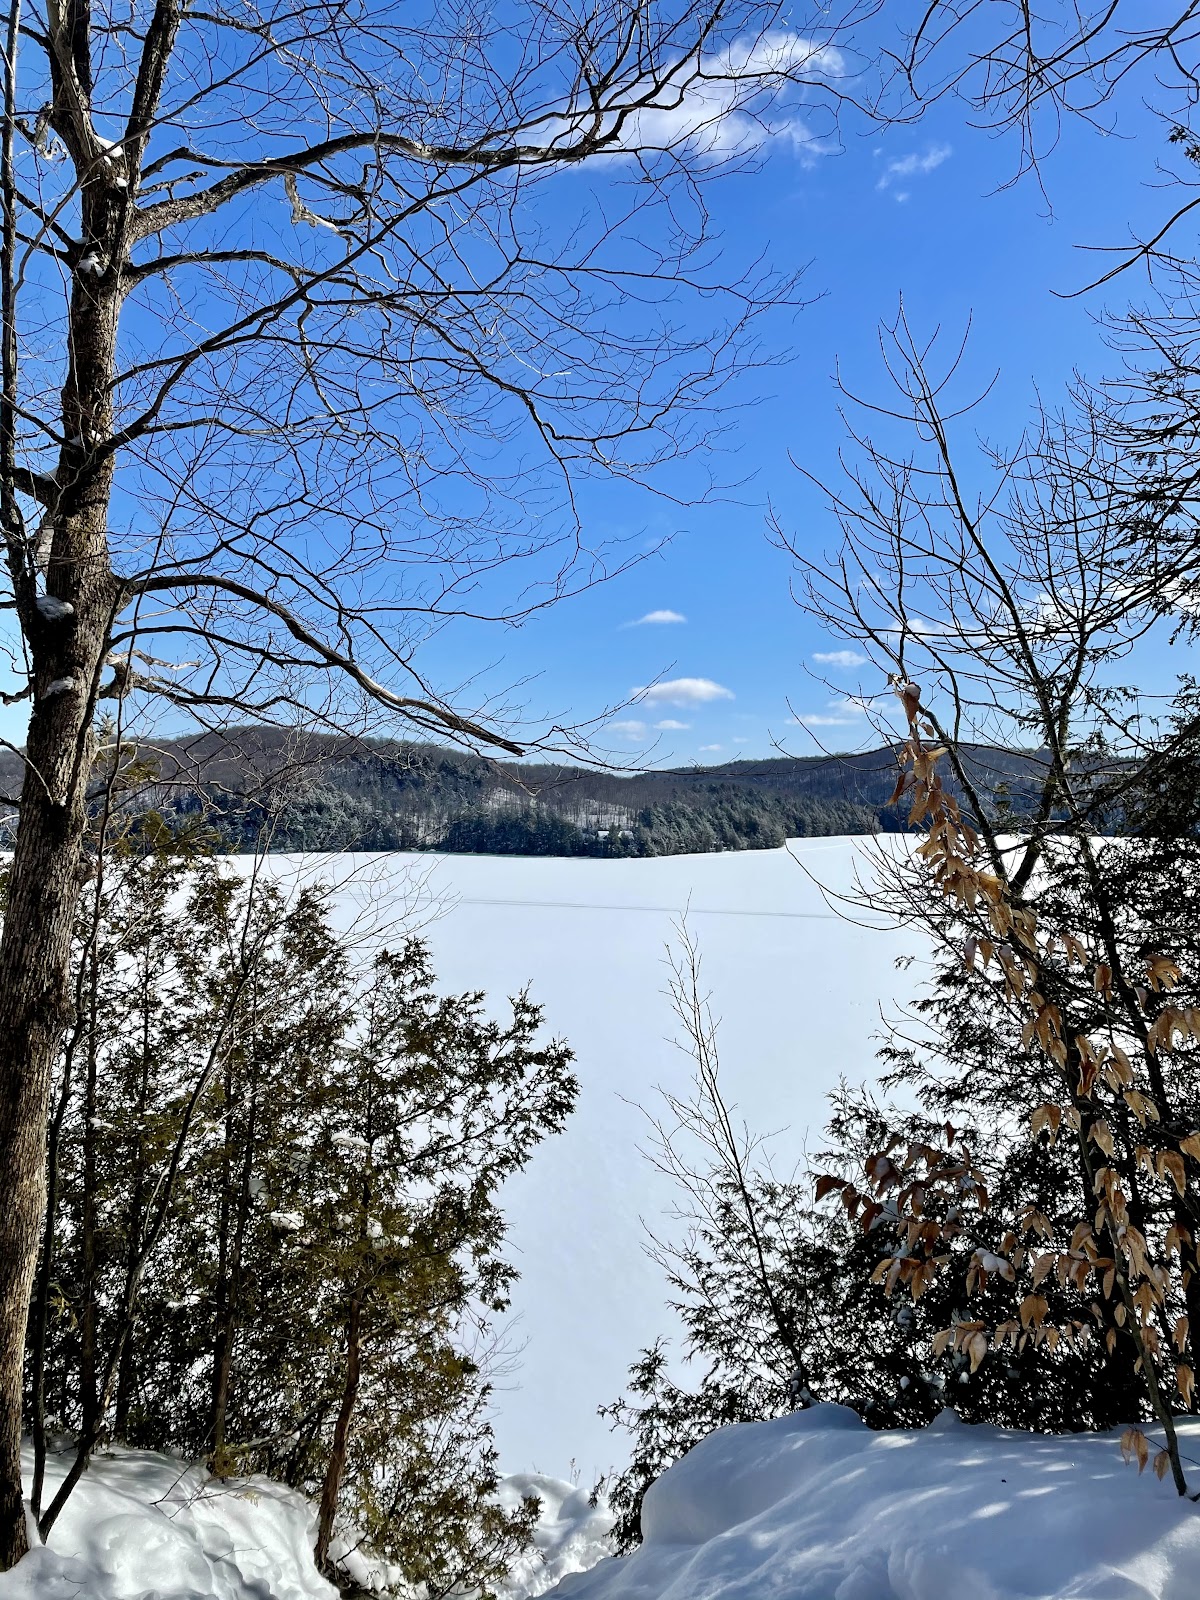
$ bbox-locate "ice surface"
[230,838,926,1483]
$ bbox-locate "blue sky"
[2,22,1189,766]
[413,53,1191,767]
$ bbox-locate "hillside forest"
[0,732,1059,857]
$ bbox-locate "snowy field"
[241,839,926,1483]
[12,1411,1200,1600]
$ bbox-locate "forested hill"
[0,727,1050,857]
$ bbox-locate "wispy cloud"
[634,677,734,707]
[623,609,687,628]
[790,691,883,732]
[699,744,724,753]
[790,695,878,728]
[614,33,846,161]
[654,718,691,730]
[876,142,951,200]
[813,649,867,669]
[605,719,648,742]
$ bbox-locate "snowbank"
[0,1445,612,1600]
[499,1474,616,1597]
[0,1446,336,1600]
[11,1412,1200,1600]
[549,1405,1200,1600]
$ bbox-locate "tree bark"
[0,679,105,1565]
[28,1014,81,1520]
[0,140,123,1554]
[113,959,153,1444]
[211,1043,258,1467]
[211,1052,234,1464]
[79,1007,98,1441]
[313,1295,362,1572]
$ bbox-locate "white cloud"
[827,696,869,715]
[813,649,867,669]
[624,609,687,628]
[654,718,691,730]
[605,719,648,741]
[633,677,734,707]
[699,744,724,752]
[876,142,951,195]
[789,696,873,728]
[606,32,845,161]
[877,618,948,639]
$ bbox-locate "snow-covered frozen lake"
[247,839,927,1482]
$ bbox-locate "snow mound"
[0,1446,335,1600]
[499,1474,616,1597]
[548,1404,1200,1600]
[0,1444,611,1600]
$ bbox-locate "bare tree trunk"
[113,962,153,1444]
[209,1309,234,1468]
[211,1052,234,1464]
[313,1295,362,1572]
[37,925,258,1542]
[0,235,121,1559]
[0,678,105,1564]
[211,1044,258,1468]
[28,1025,81,1521]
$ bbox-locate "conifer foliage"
[20,821,578,1595]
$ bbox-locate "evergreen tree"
[28,826,578,1594]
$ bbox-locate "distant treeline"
[0,728,1056,857]
[182,785,881,856]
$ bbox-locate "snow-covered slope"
[13,1410,1200,1600]
[0,1446,612,1600]
[244,839,924,1482]
[0,1446,336,1600]
[499,1474,616,1597]
[550,1405,1200,1600]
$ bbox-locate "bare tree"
[781,310,1200,1484]
[0,0,854,1562]
[854,2,1200,289]
[643,923,810,1385]
[869,2,1200,168]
